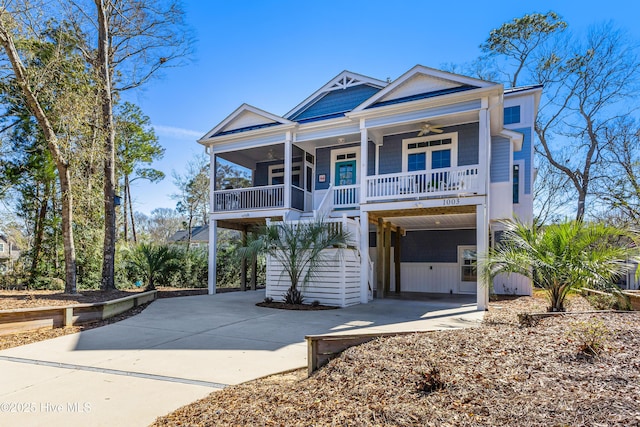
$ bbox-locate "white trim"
[401,132,458,172]
[330,146,360,187]
[198,103,294,142]
[351,65,496,113]
[499,128,523,152]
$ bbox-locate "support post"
[476,203,489,310]
[284,133,292,209]
[251,256,258,290]
[376,218,384,298]
[394,229,401,294]
[208,220,218,295]
[240,225,247,291]
[383,221,391,295]
[360,211,370,303]
[359,120,368,204]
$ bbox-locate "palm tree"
[239,219,350,304]
[481,219,639,312]
[127,243,181,291]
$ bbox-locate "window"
[461,248,477,282]
[513,164,520,204]
[407,153,426,172]
[269,164,301,186]
[403,133,457,173]
[504,106,521,125]
[431,149,451,169]
[0,243,4,252]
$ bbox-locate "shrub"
[416,364,446,394]
[567,319,610,356]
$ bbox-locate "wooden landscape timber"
[0,290,157,336]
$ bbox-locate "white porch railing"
[213,184,285,212]
[333,184,360,208]
[365,165,480,201]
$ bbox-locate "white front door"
[458,245,477,294]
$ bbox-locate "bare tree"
[65,0,192,290]
[0,3,79,293]
[483,14,640,221]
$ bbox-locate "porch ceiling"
[217,145,285,169]
[368,205,476,231]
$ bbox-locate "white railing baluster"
[365,165,481,202]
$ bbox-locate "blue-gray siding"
[513,127,532,194]
[291,85,381,121]
[254,160,281,186]
[315,143,360,190]
[490,137,510,183]
[379,123,480,174]
[370,229,476,263]
[457,123,479,166]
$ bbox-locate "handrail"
[314,184,334,220]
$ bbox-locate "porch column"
[476,203,489,310]
[208,219,218,295]
[394,229,402,293]
[359,119,368,204]
[383,222,391,295]
[376,218,384,298]
[240,225,247,291]
[251,257,257,290]
[478,100,491,195]
[360,212,370,303]
[284,132,292,209]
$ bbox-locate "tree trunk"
[123,175,129,242]
[95,0,117,291]
[0,20,77,293]
[30,182,49,285]
[127,177,137,243]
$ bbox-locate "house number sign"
[443,198,461,206]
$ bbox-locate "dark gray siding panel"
[457,123,479,166]
[368,140,375,176]
[254,160,280,186]
[315,143,359,190]
[513,127,532,194]
[490,137,510,183]
[315,147,331,190]
[401,229,476,263]
[292,85,380,121]
[379,133,406,174]
[379,124,479,174]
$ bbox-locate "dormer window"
[504,106,521,125]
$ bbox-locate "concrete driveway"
[0,290,483,427]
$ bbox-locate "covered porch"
[359,199,489,310]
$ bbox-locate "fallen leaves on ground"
[153,295,640,427]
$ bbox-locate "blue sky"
[125,0,640,215]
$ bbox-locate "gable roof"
[284,70,387,122]
[168,225,209,243]
[199,104,294,141]
[352,65,496,112]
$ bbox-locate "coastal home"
[168,224,209,248]
[198,65,541,309]
[0,235,20,273]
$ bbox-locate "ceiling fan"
[417,123,444,136]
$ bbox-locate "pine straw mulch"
[153,295,640,427]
